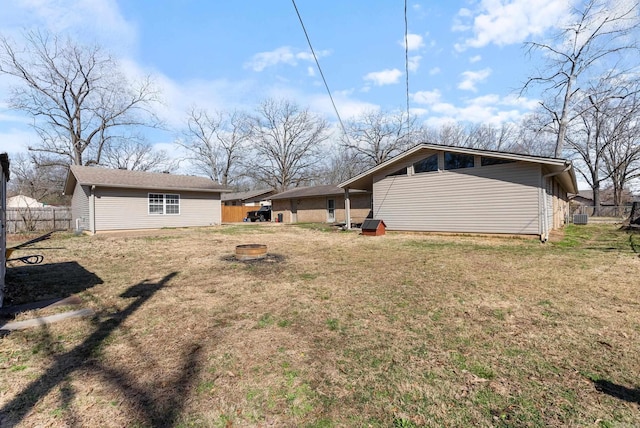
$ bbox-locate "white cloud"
[469,55,482,63]
[307,66,316,77]
[400,33,425,51]
[0,0,138,56]
[309,93,379,120]
[0,128,35,154]
[429,67,441,76]
[420,93,540,128]
[458,68,492,92]
[363,69,403,86]
[453,0,573,51]
[412,89,442,105]
[244,46,330,72]
[408,55,422,72]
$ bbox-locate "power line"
[404,0,410,120]
[291,0,349,138]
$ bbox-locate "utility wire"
[404,0,410,121]
[291,0,349,138]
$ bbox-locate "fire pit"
[235,244,268,261]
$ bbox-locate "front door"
[327,199,335,222]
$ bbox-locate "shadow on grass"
[0,272,202,428]
[593,379,640,404]
[3,261,104,307]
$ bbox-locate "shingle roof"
[64,165,231,195]
[270,184,368,200]
[340,143,578,194]
[222,188,275,202]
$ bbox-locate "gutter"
[540,164,571,242]
[90,185,96,235]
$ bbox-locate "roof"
[7,195,44,208]
[569,190,594,202]
[64,165,231,195]
[222,188,274,202]
[270,184,369,200]
[339,143,578,194]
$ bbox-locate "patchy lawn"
[1,223,639,427]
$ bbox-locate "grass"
[1,223,639,427]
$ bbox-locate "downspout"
[344,188,351,230]
[89,185,96,234]
[540,164,571,242]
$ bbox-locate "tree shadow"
[0,272,203,428]
[3,261,104,308]
[593,379,640,405]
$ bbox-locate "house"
[270,184,371,225]
[569,190,594,207]
[222,189,274,206]
[339,144,578,241]
[7,195,45,208]
[64,166,230,234]
[1,153,10,306]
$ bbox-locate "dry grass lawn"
[1,223,639,427]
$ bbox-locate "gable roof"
[270,184,368,200]
[222,188,275,202]
[339,143,578,193]
[64,165,231,195]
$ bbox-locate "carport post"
[344,188,351,230]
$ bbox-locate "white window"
[148,193,180,215]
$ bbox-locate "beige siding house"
[271,185,371,225]
[1,153,9,306]
[64,166,229,233]
[340,144,578,240]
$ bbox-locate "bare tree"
[342,110,416,167]
[522,0,640,157]
[100,138,178,172]
[601,82,640,208]
[563,73,640,214]
[0,30,162,166]
[317,148,367,185]
[176,108,249,186]
[7,152,68,204]
[247,99,330,192]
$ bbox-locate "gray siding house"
[64,166,229,233]
[340,144,578,240]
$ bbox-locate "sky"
[0,0,579,159]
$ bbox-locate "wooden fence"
[6,207,73,233]
[221,205,254,223]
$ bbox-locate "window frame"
[480,156,516,167]
[148,193,181,215]
[443,152,475,170]
[413,154,439,174]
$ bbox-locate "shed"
[64,166,230,234]
[340,143,578,241]
[361,219,386,236]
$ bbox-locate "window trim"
[443,152,475,170]
[413,154,439,174]
[148,193,181,215]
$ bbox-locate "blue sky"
[0,0,578,157]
